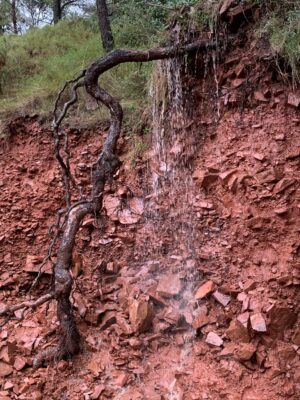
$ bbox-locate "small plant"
[127,134,149,166]
[257,0,300,85]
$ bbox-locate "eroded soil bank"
[1,23,300,400]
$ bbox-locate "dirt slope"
[0,24,300,400]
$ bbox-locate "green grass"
[0,1,215,125]
[1,0,299,123]
[0,19,100,114]
[256,0,300,84]
[0,15,162,120]
[265,11,300,84]
[0,1,215,122]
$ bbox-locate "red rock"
[84,308,105,326]
[192,313,209,330]
[128,338,143,349]
[294,370,300,384]
[119,208,140,224]
[273,178,294,194]
[220,343,237,358]
[73,293,87,317]
[192,170,218,188]
[193,341,207,356]
[237,312,250,328]
[0,330,8,340]
[205,332,223,347]
[274,207,288,215]
[252,152,265,161]
[147,290,167,307]
[248,297,262,312]
[287,92,300,108]
[192,169,205,180]
[212,290,231,307]
[198,201,213,209]
[268,306,297,339]
[286,148,300,159]
[227,174,238,192]
[255,351,266,368]
[0,340,16,364]
[0,362,13,377]
[128,298,153,333]
[237,292,247,302]
[292,329,300,345]
[195,280,215,300]
[87,357,102,376]
[31,391,43,400]
[143,389,162,400]
[0,273,17,289]
[242,279,256,292]
[254,91,268,102]
[219,169,237,183]
[99,311,117,331]
[276,341,296,362]
[105,262,118,274]
[91,384,105,400]
[13,356,27,371]
[103,195,120,221]
[226,319,250,343]
[234,343,256,361]
[71,252,82,278]
[128,197,144,215]
[163,307,183,326]
[3,382,13,390]
[157,275,182,298]
[231,78,245,88]
[3,253,12,263]
[23,255,52,274]
[114,372,129,387]
[14,326,41,352]
[250,313,267,332]
[235,63,246,78]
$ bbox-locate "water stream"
[134,29,221,397]
[147,55,200,398]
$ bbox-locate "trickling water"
[147,54,200,399]
[133,22,222,397]
[212,51,221,119]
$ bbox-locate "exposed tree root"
[0,39,216,366]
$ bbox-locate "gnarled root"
[1,39,216,366]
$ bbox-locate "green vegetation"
[1,0,298,126]
[0,0,212,120]
[257,0,300,84]
[0,16,156,117]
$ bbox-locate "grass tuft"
[256,0,300,85]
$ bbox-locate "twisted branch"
[0,39,216,365]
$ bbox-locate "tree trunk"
[11,0,17,34]
[53,0,62,24]
[96,0,114,52]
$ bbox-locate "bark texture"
[53,0,62,24]
[96,0,114,52]
[11,0,17,33]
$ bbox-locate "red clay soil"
[1,30,300,400]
